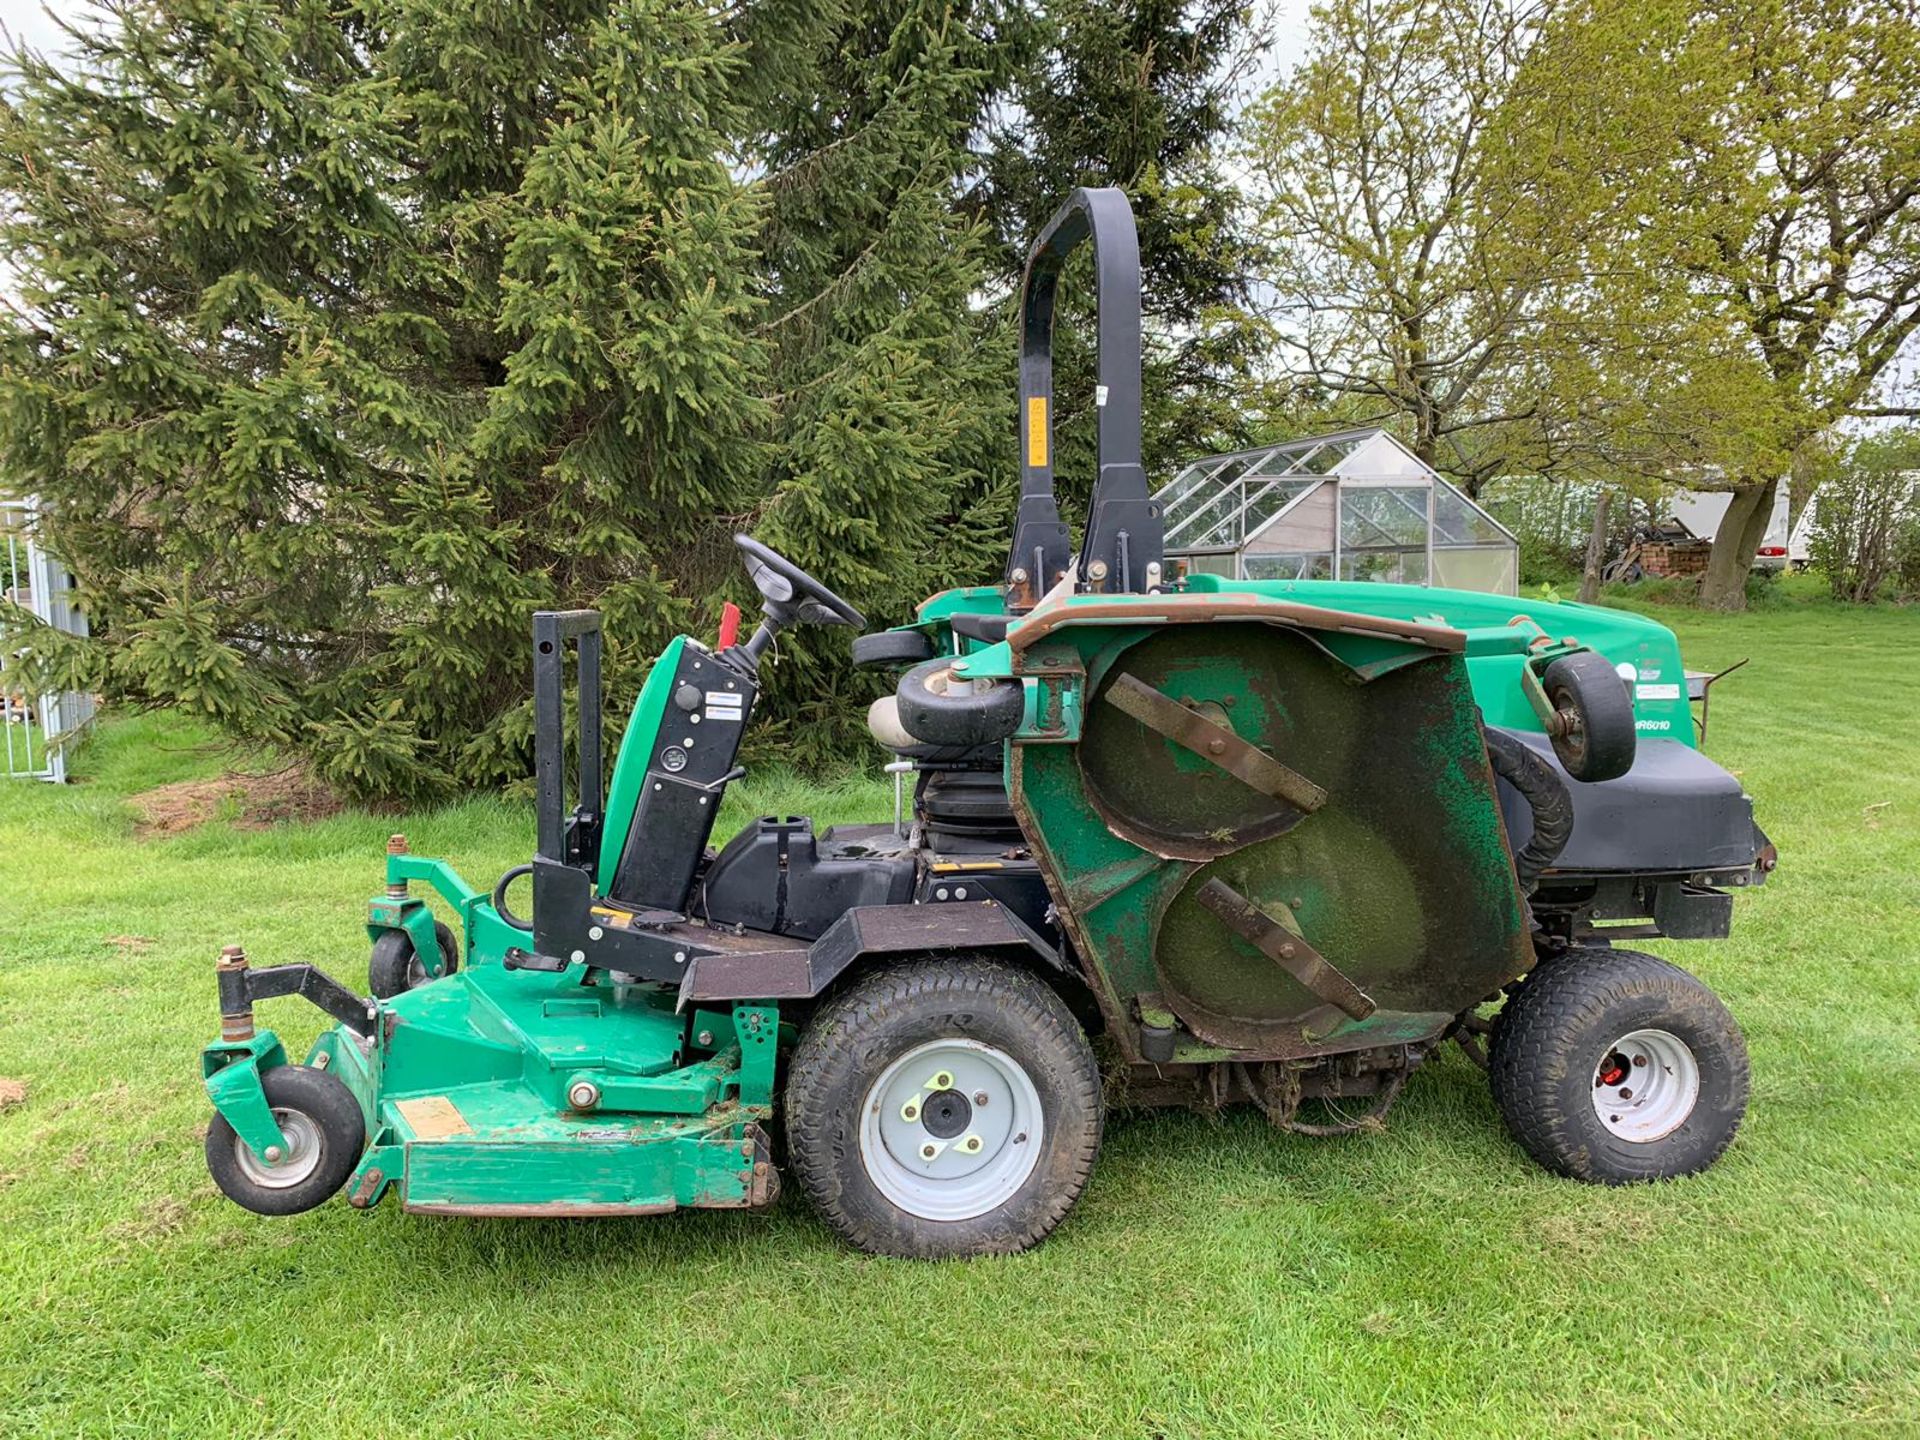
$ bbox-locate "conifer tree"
[978,0,1268,519]
[744,0,1020,757]
[0,0,769,797]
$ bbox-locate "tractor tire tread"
[785,957,1101,1258]
[1488,946,1748,1184]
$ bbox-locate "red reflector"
[1757,546,1786,556]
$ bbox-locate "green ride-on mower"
[200,189,1773,1257]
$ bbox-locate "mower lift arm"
[217,953,379,1038]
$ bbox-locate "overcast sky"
[0,1,1313,68]
[0,0,72,59]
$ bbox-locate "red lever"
[716,601,742,650]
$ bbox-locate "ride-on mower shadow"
[200,188,1771,1258]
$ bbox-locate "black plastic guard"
[677,900,1064,1005]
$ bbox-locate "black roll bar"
[1006,186,1165,610]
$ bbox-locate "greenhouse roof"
[1154,427,1516,555]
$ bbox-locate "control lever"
[693,765,746,794]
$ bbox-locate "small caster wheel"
[368,921,457,998]
[205,1065,366,1216]
[894,658,1026,748]
[1542,650,1636,782]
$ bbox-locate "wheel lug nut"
[1618,1087,1633,1100]
[974,1091,989,1106]
[921,1144,936,1159]
[1633,1055,1646,1066]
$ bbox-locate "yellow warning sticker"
[1026,396,1048,469]
[395,1095,473,1140]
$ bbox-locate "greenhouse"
[1156,427,1519,595]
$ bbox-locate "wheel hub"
[1591,1027,1699,1142]
[860,1039,1043,1221]
[919,1088,973,1139]
[231,1108,324,1189]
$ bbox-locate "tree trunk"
[1699,479,1776,611]
[1578,488,1614,603]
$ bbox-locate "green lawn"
[1,595,1916,1438]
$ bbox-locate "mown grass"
[1,595,1916,1438]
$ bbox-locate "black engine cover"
[697,818,916,940]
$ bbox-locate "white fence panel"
[2,498,94,782]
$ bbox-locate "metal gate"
[3,498,94,782]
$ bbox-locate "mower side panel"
[335,966,779,1217]
[1006,611,1533,1065]
[397,1117,775,1215]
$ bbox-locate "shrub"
[1808,430,1920,603]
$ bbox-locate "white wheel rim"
[859,1039,1043,1221]
[232,1109,325,1189]
[1591,1028,1699,1142]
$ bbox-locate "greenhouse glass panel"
[1339,548,1428,584]
[1157,458,1225,517]
[1160,427,1518,594]
[1243,551,1333,581]
[1184,477,1315,550]
[1340,485,1428,549]
[1432,484,1509,545]
[1182,552,1238,577]
[1432,546,1516,592]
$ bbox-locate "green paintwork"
[936,576,1693,748]
[198,570,1698,1220]
[203,958,774,1215]
[916,584,1006,624]
[368,854,504,975]
[202,1033,290,1156]
[1003,606,1533,1066]
[1185,575,1694,746]
[596,634,688,893]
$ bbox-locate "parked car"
[1667,487,1793,572]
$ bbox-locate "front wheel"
[1489,947,1748,1183]
[785,958,1102,1258]
[368,921,457,999]
[205,1065,366,1216]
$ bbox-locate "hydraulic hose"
[492,863,535,931]
[1484,727,1574,893]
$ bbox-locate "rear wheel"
[1489,947,1748,1183]
[368,921,457,998]
[205,1065,366,1216]
[785,958,1102,1258]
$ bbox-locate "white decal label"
[1637,683,1681,701]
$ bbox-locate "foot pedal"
[503,947,570,973]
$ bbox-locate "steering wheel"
[734,534,867,629]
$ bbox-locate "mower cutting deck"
[200,188,1770,1257]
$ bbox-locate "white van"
[1666,486,1793,571]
